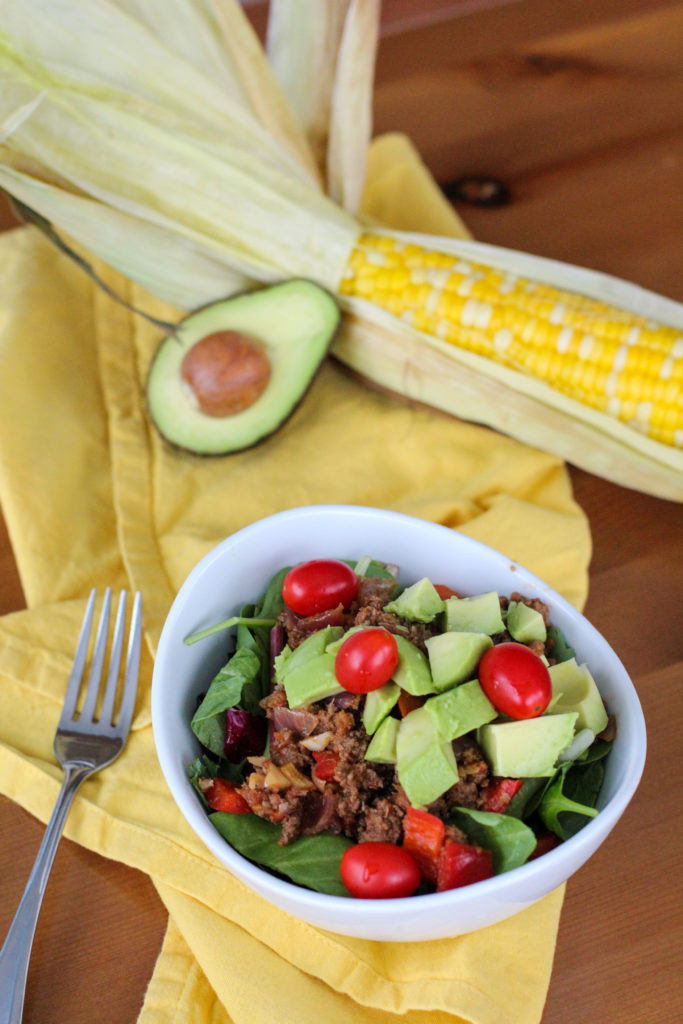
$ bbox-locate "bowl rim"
[152,503,647,916]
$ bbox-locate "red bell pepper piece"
[436,840,493,891]
[528,831,560,860]
[481,777,523,813]
[312,750,339,782]
[203,778,251,813]
[403,807,445,882]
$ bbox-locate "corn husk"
[326,0,381,215]
[0,43,357,287]
[267,0,379,213]
[0,0,681,500]
[266,0,352,175]
[0,163,250,310]
[336,288,683,502]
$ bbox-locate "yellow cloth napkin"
[0,133,591,1024]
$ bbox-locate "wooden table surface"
[0,1,681,1021]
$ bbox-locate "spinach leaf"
[505,737,611,827]
[187,755,243,804]
[546,626,576,664]
[258,566,290,620]
[235,566,290,709]
[538,760,603,840]
[209,812,352,897]
[235,604,271,713]
[578,738,613,764]
[185,613,277,646]
[191,647,261,755]
[345,557,398,581]
[449,807,537,873]
[505,777,549,821]
[187,754,221,805]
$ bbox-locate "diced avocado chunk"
[325,624,372,655]
[425,631,493,691]
[274,625,344,685]
[392,634,436,695]
[383,577,444,623]
[396,706,460,806]
[444,592,504,635]
[362,681,401,735]
[507,601,547,643]
[425,679,497,741]
[282,651,344,708]
[273,646,292,680]
[548,658,608,734]
[365,716,400,764]
[478,713,578,778]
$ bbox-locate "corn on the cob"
[340,233,682,448]
[1,0,682,498]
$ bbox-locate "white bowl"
[151,504,646,941]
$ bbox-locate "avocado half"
[146,279,341,455]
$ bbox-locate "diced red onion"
[271,705,318,736]
[270,624,285,671]
[302,791,339,834]
[224,708,268,763]
[332,691,358,709]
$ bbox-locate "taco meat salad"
[187,558,614,899]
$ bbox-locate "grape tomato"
[282,559,358,616]
[334,627,399,693]
[340,841,421,899]
[478,641,552,719]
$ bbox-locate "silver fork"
[0,588,142,1024]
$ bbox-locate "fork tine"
[79,588,112,722]
[58,589,97,727]
[98,591,127,726]
[115,591,142,735]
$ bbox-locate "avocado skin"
[146,279,341,456]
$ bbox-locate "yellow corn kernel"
[341,233,683,447]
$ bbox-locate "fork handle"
[0,763,93,1024]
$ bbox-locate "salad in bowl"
[151,505,645,940]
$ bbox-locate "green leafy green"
[505,736,612,835]
[538,760,603,840]
[188,566,291,751]
[348,557,397,581]
[187,753,220,803]
[547,626,576,663]
[505,777,549,821]
[190,647,262,755]
[187,754,243,804]
[237,566,290,709]
[234,604,270,713]
[258,566,290,619]
[210,812,352,897]
[578,738,613,765]
[449,807,537,873]
[184,614,277,646]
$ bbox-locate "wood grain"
[0,2,681,1022]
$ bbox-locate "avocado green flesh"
[548,658,609,734]
[383,577,444,623]
[146,279,340,454]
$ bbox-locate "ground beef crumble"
[239,685,493,846]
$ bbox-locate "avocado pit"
[181,330,271,417]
